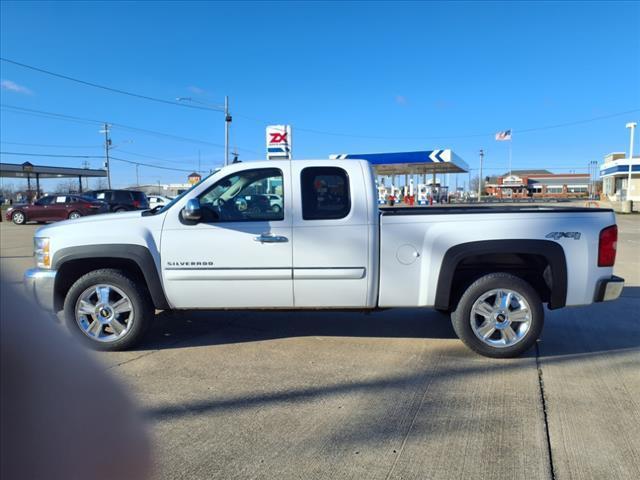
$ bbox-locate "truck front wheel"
[63,269,153,351]
[451,273,543,358]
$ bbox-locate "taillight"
[598,225,618,267]
[133,200,140,208]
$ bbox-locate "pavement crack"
[383,351,441,480]
[535,341,557,480]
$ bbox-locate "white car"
[147,195,173,209]
[265,194,283,213]
[25,159,624,357]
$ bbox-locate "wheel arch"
[434,239,567,312]
[11,209,27,221]
[52,244,170,312]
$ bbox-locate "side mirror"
[182,198,202,222]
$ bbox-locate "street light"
[625,122,637,201]
[176,96,231,167]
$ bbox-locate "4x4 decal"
[546,232,581,240]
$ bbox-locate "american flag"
[495,130,512,141]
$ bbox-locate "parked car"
[84,190,149,212]
[147,195,173,209]
[5,195,107,225]
[265,194,283,213]
[25,159,623,357]
[235,193,272,217]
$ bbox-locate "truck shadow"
[137,307,458,351]
[538,286,640,358]
[135,287,640,356]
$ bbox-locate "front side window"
[301,167,350,220]
[198,168,284,222]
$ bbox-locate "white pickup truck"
[24,159,624,357]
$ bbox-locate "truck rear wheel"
[63,269,153,351]
[451,273,543,358]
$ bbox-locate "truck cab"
[160,159,379,309]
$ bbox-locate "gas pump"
[417,184,429,205]
[377,185,387,205]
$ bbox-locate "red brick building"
[484,170,591,199]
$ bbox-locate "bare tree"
[92,178,109,190]
[469,175,480,193]
[55,179,81,194]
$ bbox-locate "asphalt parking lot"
[1,213,638,480]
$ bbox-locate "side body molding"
[434,239,568,310]
[53,244,170,309]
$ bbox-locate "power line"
[0,57,214,112]
[0,104,258,153]
[109,156,208,173]
[0,150,209,173]
[4,58,637,142]
[250,109,640,140]
[0,151,104,159]
[0,141,102,149]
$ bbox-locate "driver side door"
[160,166,293,309]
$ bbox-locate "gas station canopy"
[0,162,107,179]
[330,150,468,175]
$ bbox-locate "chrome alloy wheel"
[12,211,25,224]
[68,211,81,219]
[470,288,532,348]
[75,284,134,342]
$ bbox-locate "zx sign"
[269,132,288,144]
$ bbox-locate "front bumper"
[595,275,625,302]
[24,268,57,312]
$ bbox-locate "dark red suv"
[5,194,107,225]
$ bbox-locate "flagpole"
[509,130,513,176]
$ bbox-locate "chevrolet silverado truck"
[24,159,624,357]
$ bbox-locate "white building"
[600,152,640,202]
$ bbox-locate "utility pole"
[101,123,112,188]
[135,164,140,186]
[478,149,484,202]
[626,122,637,201]
[224,96,232,167]
[176,96,230,167]
[81,160,90,190]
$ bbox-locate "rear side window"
[301,167,350,220]
[113,191,131,203]
[130,191,149,206]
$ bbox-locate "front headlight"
[34,237,51,269]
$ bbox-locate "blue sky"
[1,0,639,188]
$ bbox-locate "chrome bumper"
[595,275,625,302]
[23,268,57,312]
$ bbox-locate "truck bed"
[379,205,613,216]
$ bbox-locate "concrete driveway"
[1,214,638,480]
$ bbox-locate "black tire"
[272,204,282,213]
[12,210,26,225]
[114,207,126,213]
[68,211,82,220]
[63,269,154,351]
[451,272,543,358]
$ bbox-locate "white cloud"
[188,85,206,95]
[394,95,407,105]
[1,79,33,95]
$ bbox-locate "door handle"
[254,233,288,243]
